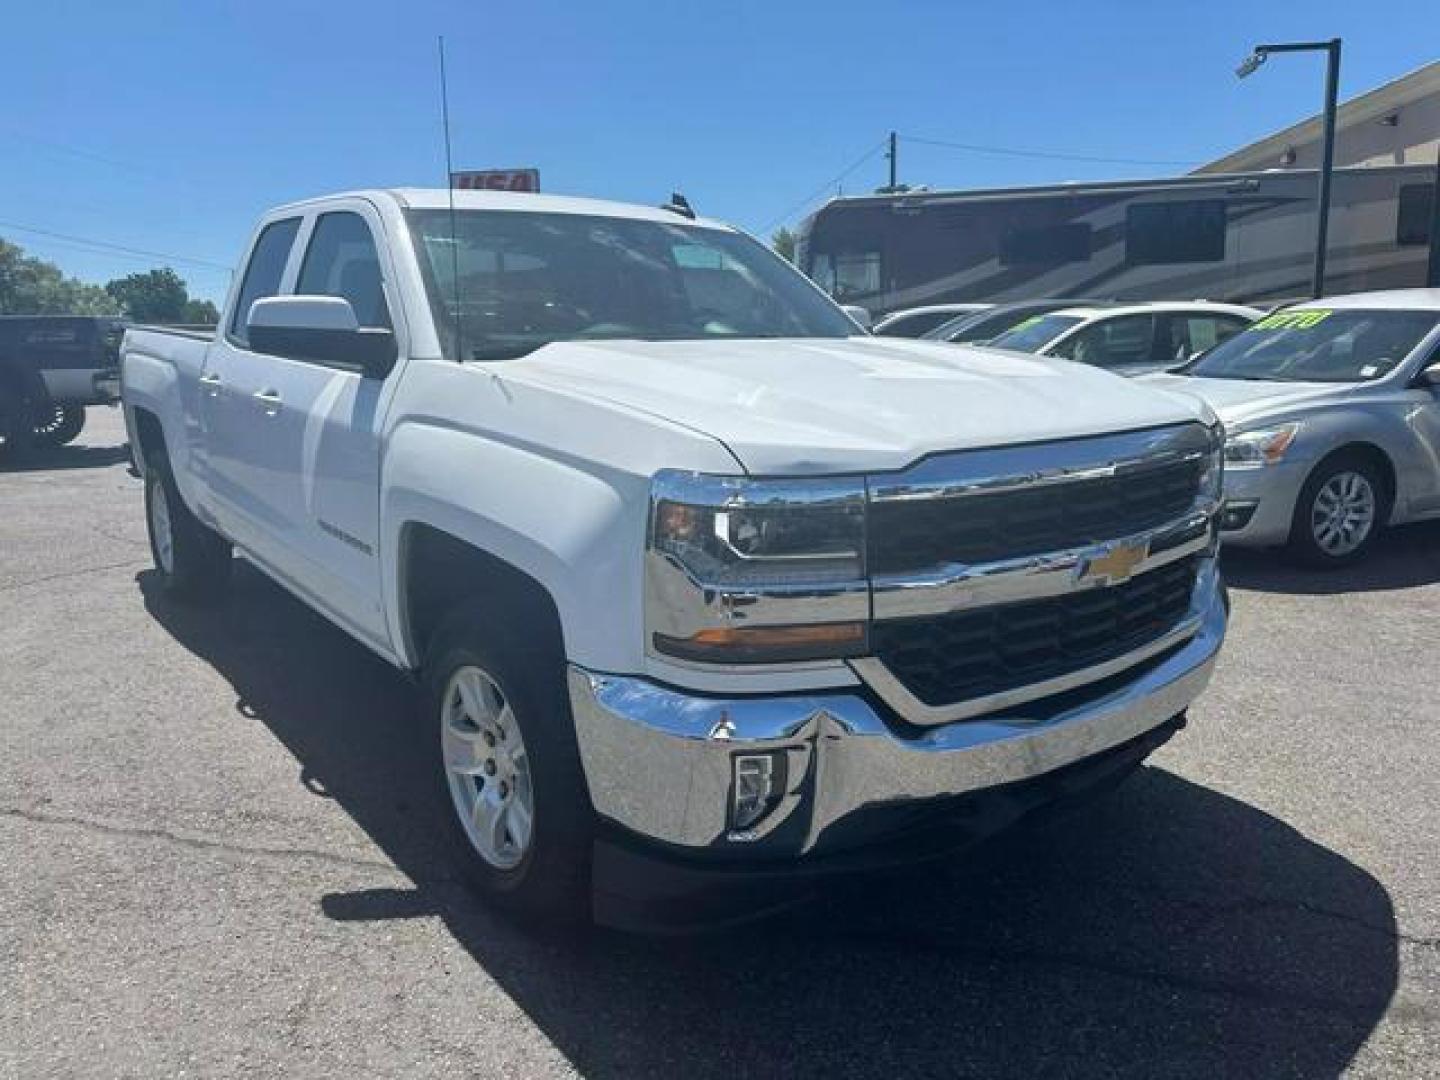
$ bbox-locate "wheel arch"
[1308,441,1398,519]
[130,405,168,472]
[398,523,567,672]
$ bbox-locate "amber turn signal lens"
[654,622,867,664]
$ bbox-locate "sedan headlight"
[1225,423,1299,467]
[1201,421,1226,500]
[646,472,868,663]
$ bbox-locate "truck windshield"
[1184,309,1440,383]
[987,314,1083,353]
[407,209,857,361]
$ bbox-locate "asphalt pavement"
[3,408,1437,1078]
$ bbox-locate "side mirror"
[840,304,872,332]
[247,296,397,378]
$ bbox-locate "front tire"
[423,611,592,925]
[144,456,233,601]
[1286,453,1388,568]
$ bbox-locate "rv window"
[999,223,1092,266]
[1397,185,1433,247]
[830,252,881,301]
[1126,201,1226,265]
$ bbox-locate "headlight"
[1201,421,1226,500]
[1225,423,1299,467]
[646,472,868,663]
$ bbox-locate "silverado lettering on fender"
[122,189,1228,928]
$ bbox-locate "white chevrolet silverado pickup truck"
[122,189,1228,927]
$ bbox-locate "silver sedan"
[1144,289,1440,567]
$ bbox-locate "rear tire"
[423,609,592,926]
[1286,453,1389,569]
[144,455,233,601]
[32,403,86,447]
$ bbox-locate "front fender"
[380,419,650,672]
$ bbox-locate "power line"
[0,220,232,273]
[900,134,1199,168]
[760,139,888,233]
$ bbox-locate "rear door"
[200,215,304,558]
[238,202,401,648]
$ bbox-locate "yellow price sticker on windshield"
[1254,309,1332,331]
[1009,316,1044,332]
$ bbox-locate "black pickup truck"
[0,316,126,459]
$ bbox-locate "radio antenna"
[438,35,463,362]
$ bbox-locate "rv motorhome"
[797,164,1437,316]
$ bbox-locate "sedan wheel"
[1288,454,1389,568]
[1309,470,1376,558]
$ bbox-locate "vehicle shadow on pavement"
[1221,519,1440,595]
[1,443,131,473]
[141,564,1400,1080]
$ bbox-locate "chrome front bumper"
[570,559,1226,857]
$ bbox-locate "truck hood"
[500,337,1211,474]
[1141,374,1349,430]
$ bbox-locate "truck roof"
[268,188,735,232]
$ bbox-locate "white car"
[121,188,1227,928]
[872,303,992,338]
[987,301,1263,375]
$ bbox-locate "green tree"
[771,227,797,263]
[0,238,123,316]
[105,268,189,322]
[181,298,221,324]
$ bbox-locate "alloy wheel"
[441,664,535,871]
[1310,470,1376,557]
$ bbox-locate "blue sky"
[1,0,1434,303]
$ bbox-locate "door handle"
[252,388,283,415]
[199,372,223,396]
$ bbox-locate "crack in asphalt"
[0,558,148,594]
[2,805,400,876]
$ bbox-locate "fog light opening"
[1221,501,1259,532]
[729,751,787,836]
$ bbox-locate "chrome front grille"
[855,423,1221,724]
[871,555,1201,707]
[868,456,1201,574]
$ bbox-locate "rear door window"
[1168,314,1250,363]
[229,218,302,344]
[1055,314,1157,368]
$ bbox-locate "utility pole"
[886,131,897,191]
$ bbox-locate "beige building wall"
[1197,61,1440,174]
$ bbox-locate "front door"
[241,206,399,648]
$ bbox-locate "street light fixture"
[1236,38,1342,299]
[1235,52,1266,79]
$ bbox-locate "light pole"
[1236,38,1342,299]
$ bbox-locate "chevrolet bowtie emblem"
[1079,541,1150,585]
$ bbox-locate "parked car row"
[872,292,1440,566]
